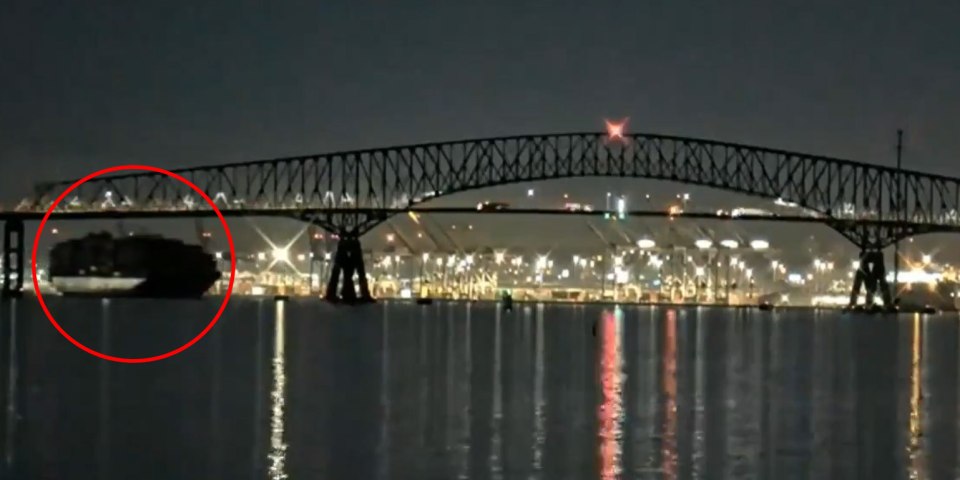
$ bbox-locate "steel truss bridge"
[4,131,960,306]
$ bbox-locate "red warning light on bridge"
[604,117,629,142]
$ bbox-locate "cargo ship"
[48,232,221,298]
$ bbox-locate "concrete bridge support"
[2,220,24,300]
[303,211,384,304]
[848,249,893,309]
[834,222,917,311]
[323,235,374,304]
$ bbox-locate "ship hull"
[52,275,218,299]
[48,232,222,300]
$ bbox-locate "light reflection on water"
[598,307,624,480]
[268,300,288,480]
[0,299,959,479]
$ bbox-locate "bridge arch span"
[30,132,960,241]
[17,131,960,304]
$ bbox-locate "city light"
[258,252,267,261]
[648,255,663,268]
[749,239,769,250]
[922,254,932,264]
[214,251,223,260]
[695,266,705,276]
[422,252,430,262]
[616,196,626,220]
[536,255,549,271]
[494,251,505,264]
[720,239,739,249]
[527,189,535,197]
[386,233,395,243]
[272,248,289,262]
[636,238,656,249]
[888,269,941,284]
[695,239,713,250]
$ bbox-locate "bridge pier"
[2,220,24,300]
[848,249,893,310]
[324,236,374,304]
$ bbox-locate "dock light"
[749,239,770,250]
[636,238,656,249]
[695,239,713,250]
[272,248,289,262]
[720,239,739,249]
[536,255,548,270]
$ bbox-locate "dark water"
[0,298,958,479]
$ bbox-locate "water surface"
[1,299,957,479]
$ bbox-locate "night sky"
[1,1,958,254]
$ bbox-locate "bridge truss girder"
[23,132,960,235]
[17,131,960,305]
